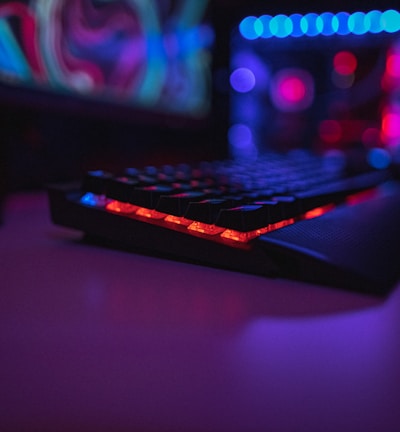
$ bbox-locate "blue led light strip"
[239,9,400,39]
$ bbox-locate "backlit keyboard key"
[215,205,267,231]
[156,191,209,216]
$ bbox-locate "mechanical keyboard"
[48,152,400,295]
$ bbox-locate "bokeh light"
[239,9,400,39]
[230,68,256,93]
[270,68,314,112]
[333,51,358,75]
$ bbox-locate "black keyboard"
[48,152,400,295]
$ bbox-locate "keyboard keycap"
[185,199,235,224]
[156,192,208,216]
[215,205,267,231]
[106,176,139,202]
[271,196,303,219]
[82,170,113,195]
[130,185,175,208]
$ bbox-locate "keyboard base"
[48,184,281,279]
[49,182,400,296]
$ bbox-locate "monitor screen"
[0,0,214,121]
[0,0,230,189]
[229,8,400,166]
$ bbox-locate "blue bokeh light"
[348,11,367,35]
[253,18,264,37]
[367,148,392,169]
[270,14,293,38]
[228,123,259,160]
[239,16,262,40]
[302,13,323,36]
[289,14,304,37]
[230,68,256,93]
[334,12,351,35]
[239,9,400,39]
[228,124,253,151]
[320,12,336,36]
[365,10,382,33]
[259,15,273,38]
[381,9,400,33]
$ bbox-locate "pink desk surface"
[1,192,400,432]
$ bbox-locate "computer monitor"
[0,0,227,189]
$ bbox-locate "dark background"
[0,0,398,194]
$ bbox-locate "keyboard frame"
[48,180,400,296]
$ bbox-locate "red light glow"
[386,53,400,78]
[136,207,166,219]
[106,201,138,214]
[221,229,261,242]
[268,219,295,232]
[279,77,306,103]
[102,199,336,246]
[220,219,295,243]
[303,204,335,220]
[319,120,342,143]
[382,111,400,143]
[333,51,357,75]
[188,222,225,235]
[346,188,379,205]
[164,215,192,226]
[270,68,314,112]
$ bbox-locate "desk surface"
[1,192,400,432]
